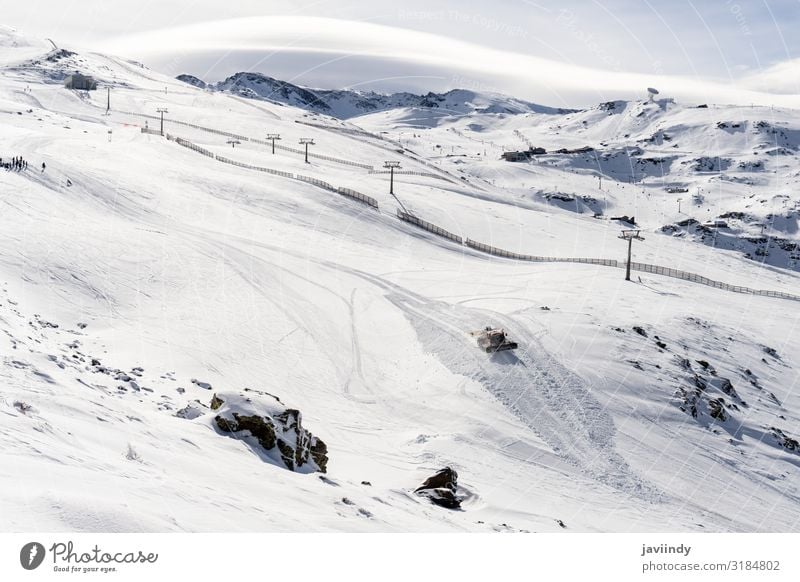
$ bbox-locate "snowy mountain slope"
[177,71,570,119]
[1,29,800,533]
[356,96,800,272]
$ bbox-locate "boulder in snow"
[415,467,462,509]
[210,392,328,473]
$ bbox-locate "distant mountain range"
[176,72,573,120]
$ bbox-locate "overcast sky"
[5,1,800,107]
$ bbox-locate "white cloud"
[742,59,800,95]
[99,16,800,108]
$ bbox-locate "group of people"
[2,156,28,171]
[1,157,45,172]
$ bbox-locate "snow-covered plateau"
[1,25,799,533]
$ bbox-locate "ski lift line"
[148,130,800,304]
[293,119,469,187]
[157,129,377,208]
[120,108,467,187]
[390,209,800,302]
[119,109,373,169]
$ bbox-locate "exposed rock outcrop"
[415,467,462,509]
[211,392,328,473]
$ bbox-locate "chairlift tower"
[384,161,401,195]
[266,133,281,154]
[299,138,315,163]
[156,108,168,135]
[619,229,645,281]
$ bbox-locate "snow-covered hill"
[2,27,800,533]
[357,97,800,271]
[177,71,570,119]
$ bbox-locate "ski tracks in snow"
[363,275,663,501]
[184,229,663,500]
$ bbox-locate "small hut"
[64,74,97,90]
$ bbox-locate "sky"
[4,0,800,107]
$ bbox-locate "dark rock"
[13,401,33,414]
[276,438,295,471]
[216,412,277,450]
[633,326,648,337]
[718,378,741,402]
[176,74,207,89]
[211,392,328,473]
[770,427,799,452]
[708,398,728,421]
[415,467,461,509]
[692,374,709,392]
[310,438,329,473]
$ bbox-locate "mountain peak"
[176,71,572,119]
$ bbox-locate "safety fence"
[140,127,163,136]
[122,109,471,182]
[396,210,463,244]
[248,137,374,169]
[214,154,294,178]
[166,134,215,159]
[627,262,800,301]
[139,119,800,304]
[120,109,373,170]
[465,239,618,267]
[337,187,379,209]
[295,174,336,192]
[369,169,450,181]
[392,211,800,302]
[295,118,464,185]
[156,132,379,210]
[295,119,379,141]
[123,111,159,121]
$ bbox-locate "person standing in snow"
[41,162,46,172]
